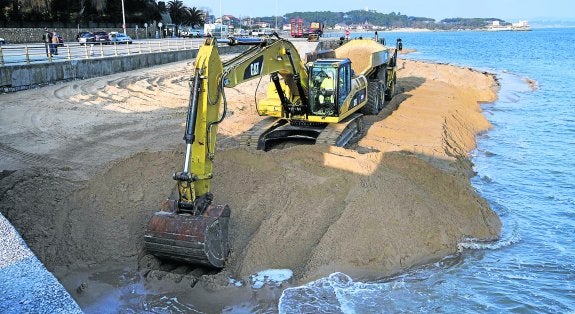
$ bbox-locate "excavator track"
[239,113,365,151]
[316,113,365,147]
[238,117,279,149]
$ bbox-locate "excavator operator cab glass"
[338,63,351,104]
[309,63,340,117]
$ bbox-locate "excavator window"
[338,64,350,105]
[310,65,339,116]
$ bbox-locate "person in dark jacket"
[42,27,53,57]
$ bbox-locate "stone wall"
[0,44,248,92]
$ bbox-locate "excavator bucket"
[144,201,230,268]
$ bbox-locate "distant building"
[222,15,239,25]
[512,20,529,28]
[241,18,252,27]
[204,23,230,37]
[254,21,270,28]
[333,23,347,30]
[362,21,375,30]
[487,20,530,31]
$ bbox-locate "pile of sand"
[334,39,386,74]
[0,55,501,301]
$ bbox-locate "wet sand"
[0,54,501,310]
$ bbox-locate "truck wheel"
[378,76,386,111]
[385,75,396,101]
[361,80,382,115]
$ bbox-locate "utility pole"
[219,0,223,38]
[121,0,127,34]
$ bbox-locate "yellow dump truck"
[255,37,403,149]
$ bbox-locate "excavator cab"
[309,59,352,117]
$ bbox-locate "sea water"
[278,28,575,312]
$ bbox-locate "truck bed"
[334,39,390,75]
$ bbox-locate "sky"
[183,0,573,22]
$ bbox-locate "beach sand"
[0,55,501,309]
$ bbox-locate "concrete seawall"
[0,214,83,313]
[0,44,248,93]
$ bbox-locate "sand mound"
[0,146,499,281]
[334,39,386,74]
[212,146,500,280]
[0,55,501,302]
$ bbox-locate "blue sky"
[184,0,573,22]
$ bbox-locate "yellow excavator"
[144,34,402,268]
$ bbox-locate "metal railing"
[0,39,206,66]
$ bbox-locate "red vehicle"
[53,33,64,46]
[290,18,304,38]
[93,31,110,44]
[291,18,324,38]
[77,31,95,45]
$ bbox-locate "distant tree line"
[262,11,506,30]
[1,0,506,31]
[0,0,204,29]
[280,10,435,28]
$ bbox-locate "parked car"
[109,32,133,44]
[77,31,95,45]
[0,37,5,45]
[252,28,274,37]
[190,30,203,38]
[234,29,250,37]
[180,29,203,38]
[54,33,64,47]
[93,31,110,44]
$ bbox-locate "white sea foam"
[249,269,293,289]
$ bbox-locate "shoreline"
[0,55,502,309]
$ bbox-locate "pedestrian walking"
[51,31,59,55]
[42,27,53,57]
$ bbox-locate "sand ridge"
[0,55,501,304]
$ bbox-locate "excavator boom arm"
[178,36,310,211]
[221,37,309,89]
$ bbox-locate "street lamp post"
[219,0,223,39]
[121,0,127,35]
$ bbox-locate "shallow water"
[278,28,575,313]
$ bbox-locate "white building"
[512,20,529,28]
[204,23,230,38]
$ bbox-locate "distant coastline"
[322,23,531,36]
